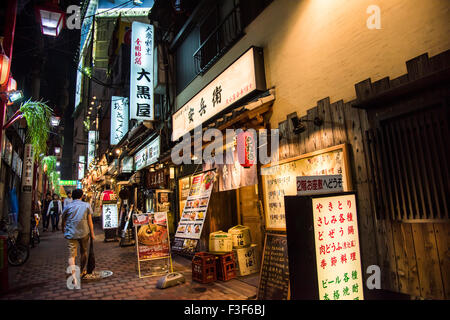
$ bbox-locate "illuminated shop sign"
[110,96,129,145]
[312,194,364,300]
[134,136,160,171]
[130,21,154,121]
[172,47,266,141]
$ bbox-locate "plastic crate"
[215,252,237,281]
[192,252,216,284]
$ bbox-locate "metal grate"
[193,5,243,75]
[366,103,449,221]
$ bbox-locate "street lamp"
[55,147,61,155]
[35,0,65,37]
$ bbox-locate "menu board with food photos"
[173,169,216,254]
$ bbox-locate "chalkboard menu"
[257,233,290,300]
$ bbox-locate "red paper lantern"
[0,53,10,87]
[237,131,256,168]
[102,190,117,202]
[7,77,16,91]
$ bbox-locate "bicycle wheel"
[8,244,30,266]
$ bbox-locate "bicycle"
[2,222,30,266]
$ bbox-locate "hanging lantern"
[7,77,16,91]
[6,77,20,105]
[0,54,10,87]
[35,1,65,37]
[237,131,256,168]
[102,190,117,202]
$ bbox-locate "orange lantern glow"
[7,77,16,91]
[237,131,256,168]
[6,77,17,105]
[0,53,11,87]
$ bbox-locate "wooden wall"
[274,50,450,299]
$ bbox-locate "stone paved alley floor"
[0,224,258,300]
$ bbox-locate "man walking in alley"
[47,194,63,231]
[62,189,95,287]
[42,193,52,232]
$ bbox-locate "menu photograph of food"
[135,212,170,260]
[175,170,216,240]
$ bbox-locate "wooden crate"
[214,252,237,281]
[192,252,216,284]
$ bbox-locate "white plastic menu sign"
[312,194,364,300]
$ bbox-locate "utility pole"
[18,9,45,246]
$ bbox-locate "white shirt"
[47,200,63,215]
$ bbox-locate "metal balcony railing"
[193,5,244,75]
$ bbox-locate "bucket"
[209,231,233,253]
[228,225,252,248]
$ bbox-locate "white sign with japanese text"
[134,136,160,171]
[102,203,119,229]
[312,194,364,300]
[22,144,34,192]
[172,47,259,141]
[297,175,343,196]
[88,131,98,168]
[78,155,85,180]
[130,21,154,121]
[110,96,129,145]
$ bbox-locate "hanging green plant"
[49,171,61,196]
[19,99,53,160]
[41,155,57,174]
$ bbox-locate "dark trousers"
[50,214,59,230]
[43,213,50,230]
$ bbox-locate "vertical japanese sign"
[312,194,364,300]
[102,203,119,229]
[22,144,34,193]
[173,170,216,255]
[130,21,154,121]
[78,155,85,180]
[110,96,129,145]
[87,131,98,168]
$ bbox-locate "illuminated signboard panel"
[102,203,119,229]
[130,21,154,121]
[110,96,129,145]
[88,131,98,167]
[134,136,160,171]
[59,180,77,186]
[312,194,364,300]
[78,155,85,180]
[172,47,266,141]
